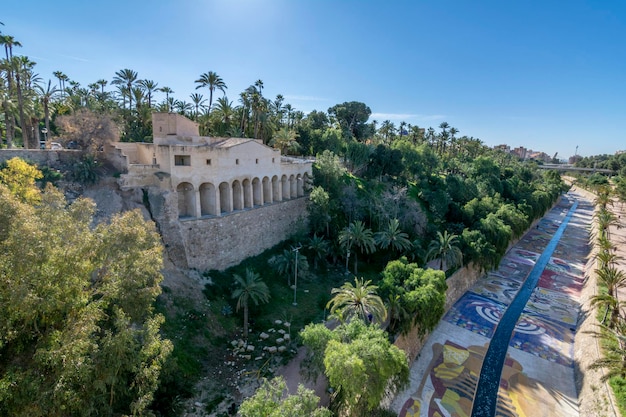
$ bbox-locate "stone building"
[108,112,312,272]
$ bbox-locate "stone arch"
[177,182,196,218]
[262,176,272,204]
[219,181,232,213]
[303,172,310,194]
[290,174,297,198]
[243,178,252,208]
[296,174,304,197]
[252,177,262,206]
[232,180,243,211]
[272,175,281,202]
[199,182,217,216]
[281,175,290,199]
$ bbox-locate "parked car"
[50,142,63,150]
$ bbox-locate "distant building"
[511,146,528,160]
[493,144,511,153]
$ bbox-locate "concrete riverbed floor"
[391,190,596,417]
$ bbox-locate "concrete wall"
[151,189,308,271]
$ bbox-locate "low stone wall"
[150,189,308,272]
[0,149,81,170]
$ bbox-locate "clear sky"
[4,0,625,158]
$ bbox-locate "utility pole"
[292,244,301,306]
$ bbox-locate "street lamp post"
[292,244,301,306]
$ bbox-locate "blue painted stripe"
[471,200,579,417]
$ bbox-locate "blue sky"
[4,0,626,158]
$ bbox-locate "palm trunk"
[15,70,29,148]
[3,102,13,148]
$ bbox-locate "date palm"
[35,79,59,143]
[232,268,270,339]
[588,322,626,380]
[375,218,413,255]
[326,277,387,324]
[189,93,206,120]
[426,230,463,271]
[307,234,329,270]
[112,68,138,110]
[139,79,158,108]
[195,71,226,118]
[270,127,300,155]
[158,86,174,111]
[338,221,376,275]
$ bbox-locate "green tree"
[0,185,172,416]
[323,321,408,416]
[339,221,376,274]
[326,277,387,324]
[232,268,270,339]
[380,257,447,335]
[238,376,332,417]
[426,230,463,272]
[328,101,372,140]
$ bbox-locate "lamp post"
[292,244,301,306]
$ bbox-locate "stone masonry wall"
[150,188,308,272]
[0,149,82,170]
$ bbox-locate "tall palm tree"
[112,68,138,110]
[338,221,376,275]
[326,277,387,324]
[232,268,270,339]
[189,93,206,121]
[35,79,59,145]
[139,79,158,108]
[158,86,174,111]
[194,71,226,119]
[426,230,463,271]
[375,218,413,262]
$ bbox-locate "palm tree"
[52,70,67,96]
[232,268,270,339]
[139,79,158,108]
[326,277,387,324]
[588,322,626,381]
[270,127,300,155]
[175,100,193,117]
[35,79,59,145]
[268,248,308,286]
[375,218,413,255]
[426,230,463,271]
[338,221,376,275]
[158,86,174,111]
[307,234,329,270]
[213,96,235,135]
[189,93,206,121]
[112,68,138,110]
[194,71,226,119]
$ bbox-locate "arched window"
[177,182,196,218]
[252,177,262,206]
[243,178,252,208]
[296,174,304,197]
[290,174,297,198]
[200,183,217,216]
[232,180,243,211]
[262,177,272,204]
[272,175,281,202]
[219,182,232,213]
[281,175,290,199]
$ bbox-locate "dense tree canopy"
[0,163,171,416]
